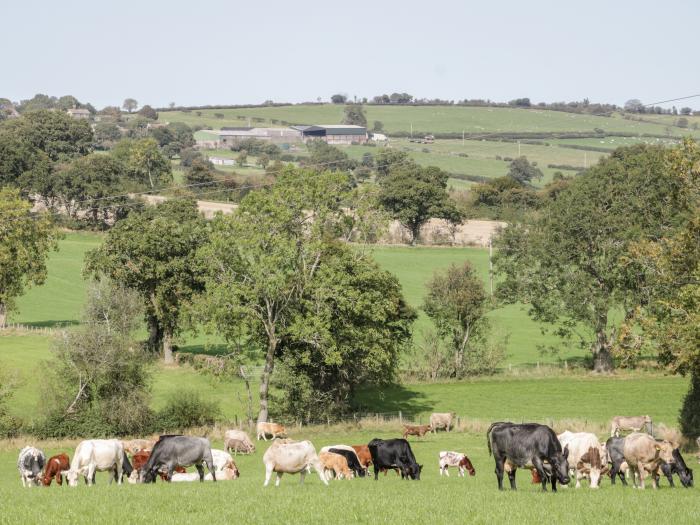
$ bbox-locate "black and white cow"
[657,448,694,488]
[140,435,216,483]
[368,438,422,480]
[17,446,46,487]
[487,422,570,491]
[328,448,366,478]
[605,436,628,486]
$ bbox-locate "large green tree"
[0,188,61,327]
[111,138,172,189]
[342,104,367,127]
[378,164,461,244]
[85,199,208,363]
[494,145,688,372]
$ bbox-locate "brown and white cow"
[41,453,70,486]
[610,415,652,437]
[430,413,454,433]
[352,445,372,474]
[403,424,432,439]
[558,431,608,488]
[262,440,328,487]
[319,452,353,480]
[256,422,287,441]
[439,451,476,477]
[127,450,185,483]
[224,429,255,454]
[623,432,674,489]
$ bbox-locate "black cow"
[118,451,133,483]
[329,448,366,478]
[139,436,216,483]
[656,448,694,488]
[605,436,628,486]
[487,422,570,491]
[368,438,422,480]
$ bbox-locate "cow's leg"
[299,471,306,485]
[532,457,547,492]
[275,472,282,487]
[373,464,379,480]
[575,471,582,489]
[263,466,273,487]
[494,457,506,491]
[204,457,217,481]
[196,463,205,482]
[87,465,96,486]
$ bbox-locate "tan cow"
[121,439,155,455]
[430,413,454,433]
[257,422,287,441]
[224,429,255,454]
[623,432,674,489]
[262,440,328,487]
[610,415,652,437]
[558,431,608,488]
[319,452,353,480]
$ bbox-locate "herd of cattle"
[14,414,697,491]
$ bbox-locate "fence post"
[399,411,402,425]
[376,413,379,426]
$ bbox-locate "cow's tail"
[486,422,509,457]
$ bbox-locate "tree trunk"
[592,313,614,373]
[163,328,174,365]
[257,337,277,423]
[146,316,162,353]
[0,302,6,328]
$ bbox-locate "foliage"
[93,121,122,149]
[423,262,500,377]
[85,199,209,362]
[0,188,61,326]
[373,120,384,132]
[305,139,357,172]
[185,157,216,188]
[679,373,700,443]
[469,176,542,219]
[149,122,195,158]
[378,164,462,244]
[342,104,367,127]
[507,156,543,184]
[330,94,347,104]
[122,98,138,113]
[111,138,172,189]
[138,104,158,120]
[374,149,414,178]
[0,128,51,187]
[0,371,21,437]
[494,144,689,371]
[155,390,220,431]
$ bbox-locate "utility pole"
[518,140,521,156]
[462,129,465,146]
[489,238,494,297]
[410,122,413,138]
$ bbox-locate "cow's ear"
[563,445,569,459]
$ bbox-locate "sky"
[3,0,699,110]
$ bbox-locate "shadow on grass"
[177,343,231,356]
[21,320,81,329]
[353,383,433,416]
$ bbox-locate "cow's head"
[140,467,158,484]
[577,447,605,488]
[61,470,80,487]
[403,464,422,480]
[551,445,570,485]
[460,456,476,476]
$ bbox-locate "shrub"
[214,113,224,119]
[155,390,220,431]
[680,373,700,445]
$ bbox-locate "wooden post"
[399,411,402,425]
[376,413,379,426]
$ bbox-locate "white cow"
[430,413,454,433]
[63,439,124,486]
[263,440,328,487]
[438,451,475,477]
[211,448,237,472]
[17,446,46,487]
[558,431,607,488]
[171,467,238,482]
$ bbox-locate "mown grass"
[1,419,697,524]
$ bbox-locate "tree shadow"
[177,343,231,357]
[21,320,81,329]
[352,383,433,417]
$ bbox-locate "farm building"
[216,127,301,146]
[208,156,236,166]
[66,108,91,119]
[292,125,368,145]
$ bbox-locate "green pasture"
[0,406,698,525]
[163,105,690,137]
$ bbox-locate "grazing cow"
[439,451,476,477]
[256,422,287,441]
[430,413,454,433]
[557,431,608,489]
[487,422,570,492]
[656,448,694,488]
[605,437,629,486]
[328,448,365,478]
[139,436,216,483]
[211,449,238,472]
[224,429,255,455]
[352,445,373,474]
[368,438,422,480]
[41,453,70,486]
[610,415,652,437]
[63,440,124,487]
[319,452,354,480]
[17,447,46,487]
[128,451,185,483]
[121,439,155,455]
[622,432,673,489]
[262,440,328,487]
[403,424,432,439]
[171,467,238,482]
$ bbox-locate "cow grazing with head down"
[224,429,255,455]
[351,445,372,475]
[605,436,629,486]
[557,431,608,489]
[256,422,286,441]
[121,439,155,456]
[320,445,365,478]
[368,438,422,480]
[41,454,70,486]
[139,436,216,483]
[430,413,454,433]
[487,422,570,492]
[622,432,673,489]
[610,415,652,437]
[319,452,354,480]
[128,451,185,483]
[439,451,475,477]
[17,447,46,487]
[262,439,328,487]
[63,440,124,487]
[656,448,694,488]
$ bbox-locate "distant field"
[161,105,694,137]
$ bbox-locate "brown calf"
[402,424,432,439]
[41,454,70,486]
[319,452,353,480]
[131,451,185,481]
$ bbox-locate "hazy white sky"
[3,0,699,109]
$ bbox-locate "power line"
[643,94,700,107]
